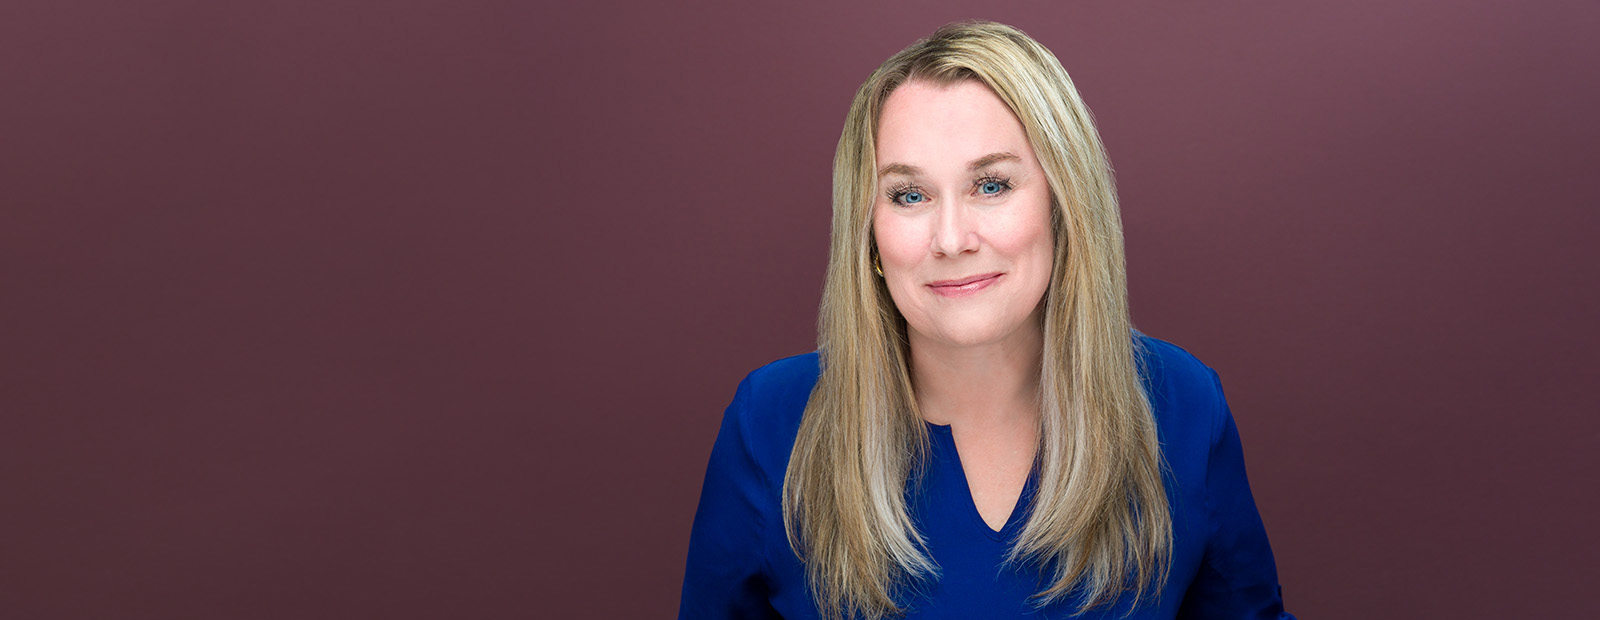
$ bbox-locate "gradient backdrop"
[3,1,1596,618]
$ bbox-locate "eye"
[886,183,930,207]
[976,175,1013,197]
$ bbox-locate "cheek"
[874,223,935,321]
[992,201,1054,258]
[999,202,1057,296]
[872,209,925,268]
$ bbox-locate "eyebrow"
[877,151,1022,178]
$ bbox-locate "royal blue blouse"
[679,334,1294,619]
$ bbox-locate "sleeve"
[1176,368,1297,620]
[678,376,781,620]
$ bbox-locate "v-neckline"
[926,421,1038,542]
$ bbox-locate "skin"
[872,79,1055,532]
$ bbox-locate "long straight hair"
[781,21,1172,620]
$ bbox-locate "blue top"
[679,334,1294,619]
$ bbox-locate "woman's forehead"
[875,80,1035,173]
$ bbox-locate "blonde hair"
[781,21,1171,619]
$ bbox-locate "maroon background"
[3,1,1596,618]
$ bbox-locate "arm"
[1177,368,1296,620]
[678,376,780,620]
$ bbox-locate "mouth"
[926,272,1003,297]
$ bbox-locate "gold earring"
[873,253,884,277]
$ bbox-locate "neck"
[908,308,1044,430]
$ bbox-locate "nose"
[930,199,980,257]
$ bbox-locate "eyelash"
[885,175,1014,207]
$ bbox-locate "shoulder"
[736,351,822,411]
[1131,331,1228,454]
[719,351,820,482]
[1133,331,1223,404]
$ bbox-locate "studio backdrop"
[2,1,1596,618]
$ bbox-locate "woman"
[680,21,1293,620]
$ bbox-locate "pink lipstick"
[927,272,1002,298]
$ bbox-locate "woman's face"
[872,79,1055,350]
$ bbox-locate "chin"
[924,321,1013,348]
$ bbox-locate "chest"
[944,425,1035,532]
[761,429,1213,620]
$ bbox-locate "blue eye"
[977,176,1012,196]
[886,184,929,207]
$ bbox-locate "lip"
[926,272,1003,297]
